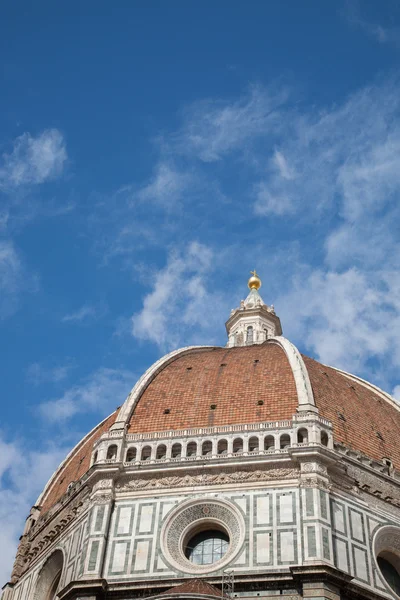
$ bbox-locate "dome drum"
[91,414,334,471]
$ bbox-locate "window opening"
[185,530,229,565]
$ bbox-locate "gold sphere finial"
[248,269,262,290]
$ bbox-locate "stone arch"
[33,549,64,600]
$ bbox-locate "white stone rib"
[111,345,217,430]
[268,336,317,412]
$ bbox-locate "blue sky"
[2,0,400,583]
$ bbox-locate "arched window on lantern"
[280,434,291,450]
[171,443,182,458]
[217,439,228,455]
[321,431,329,447]
[106,445,118,461]
[297,428,308,444]
[264,435,275,451]
[246,326,254,344]
[141,446,152,461]
[186,441,197,457]
[156,444,167,460]
[233,438,243,454]
[126,447,137,462]
[249,436,259,452]
[202,441,213,456]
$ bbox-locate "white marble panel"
[138,505,154,533]
[350,510,364,542]
[332,502,346,534]
[279,494,293,523]
[117,506,132,535]
[256,496,270,525]
[134,540,150,571]
[354,547,368,581]
[335,538,349,572]
[280,531,294,562]
[112,541,128,573]
[256,532,270,563]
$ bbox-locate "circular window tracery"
[377,555,400,597]
[160,498,245,574]
[185,529,229,565]
[374,526,400,599]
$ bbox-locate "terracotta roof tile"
[304,356,400,470]
[40,410,118,512]
[128,344,298,433]
[160,579,224,597]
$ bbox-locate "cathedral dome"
[37,339,400,517]
[5,273,400,600]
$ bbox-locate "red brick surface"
[304,356,400,470]
[128,345,299,433]
[40,410,118,512]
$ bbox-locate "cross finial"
[248,270,262,290]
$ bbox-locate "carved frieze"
[116,467,299,492]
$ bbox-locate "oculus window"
[185,530,229,565]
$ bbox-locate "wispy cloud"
[172,84,288,162]
[0,239,36,319]
[26,362,72,386]
[0,432,68,584]
[137,162,192,208]
[132,241,223,349]
[344,1,400,47]
[38,367,134,422]
[0,129,67,189]
[62,304,105,323]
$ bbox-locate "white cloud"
[62,304,104,323]
[173,84,288,162]
[278,267,400,380]
[26,362,72,385]
[0,240,25,318]
[132,242,223,349]
[0,433,68,585]
[247,79,400,219]
[0,129,67,189]
[392,385,400,403]
[344,2,400,47]
[38,367,134,422]
[137,162,192,207]
[254,181,294,216]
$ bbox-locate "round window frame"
[373,525,400,599]
[160,497,245,574]
[183,522,230,565]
